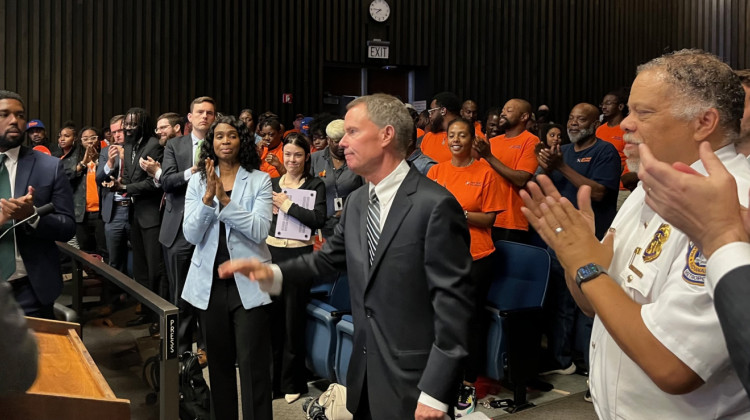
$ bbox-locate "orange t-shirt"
[420,131,452,163]
[85,162,99,212]
[427,160,506,260]
[260,142,284,178]
[474,121,485,140]
[416,128,425,138]
[596,123,627,190]
[487,130,539,231]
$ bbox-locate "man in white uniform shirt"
[520,49,750,419]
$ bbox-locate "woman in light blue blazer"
[182,115,273,420]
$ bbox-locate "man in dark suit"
[0,90,76,318]
[221,94,474,419]
[111,107,164,324]
[97,115,130,275]
[154,97,215,352]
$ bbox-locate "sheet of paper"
[275,188,317,241]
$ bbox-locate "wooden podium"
[0,317,130,420]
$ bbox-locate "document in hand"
[276,188,317,240]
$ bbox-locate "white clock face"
[369,0,390,23]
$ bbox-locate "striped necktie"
[0,154,15,281]
[366,189,380,266]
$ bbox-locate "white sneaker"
[539,362,576,376]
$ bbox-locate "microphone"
[0,203,56,240]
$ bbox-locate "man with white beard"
[536,103,621,388]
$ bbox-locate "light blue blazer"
[181,166,273,310]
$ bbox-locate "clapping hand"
[139,156,161,178]
[0,186,36,221]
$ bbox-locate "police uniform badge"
[682,242,706,286]
[643,223,671,262]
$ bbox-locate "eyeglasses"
[155,125,172,134]
[427,107,442,115]
[81,135,99,142]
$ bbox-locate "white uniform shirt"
[590,145,750,419]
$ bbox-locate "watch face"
[369,0,390,23]
[577,264,599,279]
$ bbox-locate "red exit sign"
[282,93,293,104]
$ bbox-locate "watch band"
[575,263,608,289]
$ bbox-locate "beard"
[623,132,642,172]
[0,132,24,150]
[124,127,143,145]
[429,114,444,133]
[568,126,596,144]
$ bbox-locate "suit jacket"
[159,134,194,247]
[122,136,163,228]
[714,265,750,398]
[13,146,76,306]
[95,146,120,223]
[181,166,273,310]
[279,166,474,418]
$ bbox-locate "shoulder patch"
[682,242,706,286]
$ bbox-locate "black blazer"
[714,265,750,397]
[279,167,474,418]
[122,136,163,228]
[269,176,327,239]
[159,135,193,247]
[13,147,76,306]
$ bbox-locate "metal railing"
[57,242,179,420]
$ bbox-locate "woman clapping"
[182,115,274,420]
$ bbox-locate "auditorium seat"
[334,314,354,386]
[305,273,351,381]
[484,240,550,412]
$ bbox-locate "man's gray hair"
[637,49,744,139]
[347,94,413,156]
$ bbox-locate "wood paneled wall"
[1,0,748,133]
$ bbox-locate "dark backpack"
[179,351,211,420]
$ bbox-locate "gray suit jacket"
[714,265,750,397]
[279,166,474,418]
[159,134,194,247]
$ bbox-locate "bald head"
[567,103,600,144]
[461,100,479,123]
[500,99,532,131]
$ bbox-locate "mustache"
[623,133,642,145]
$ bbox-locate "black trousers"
[465,252,494,383]
[269,245,313,395]
[199,279,272,420]
[76,211,106,257]
[491,227,529,245]
[130,215,164,298]
[162,227,200,353]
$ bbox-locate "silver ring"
[554,227,564,235]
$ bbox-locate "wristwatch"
[575,263,607,289]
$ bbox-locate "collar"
[369,160,409,202]
[1,145,20,163]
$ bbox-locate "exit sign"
[368,45,389,59]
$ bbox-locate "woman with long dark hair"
[72,126,105,255]
[265,132,327,402]
[182,115,273,420]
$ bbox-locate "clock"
[369,0,390,23]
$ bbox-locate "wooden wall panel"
[1,0,749,136]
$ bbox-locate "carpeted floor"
[75,294,595,420]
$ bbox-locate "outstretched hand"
[520,175,613,274]
[638,142,750,258]
[218,259,275,292]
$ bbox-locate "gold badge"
[643,224,671,263]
